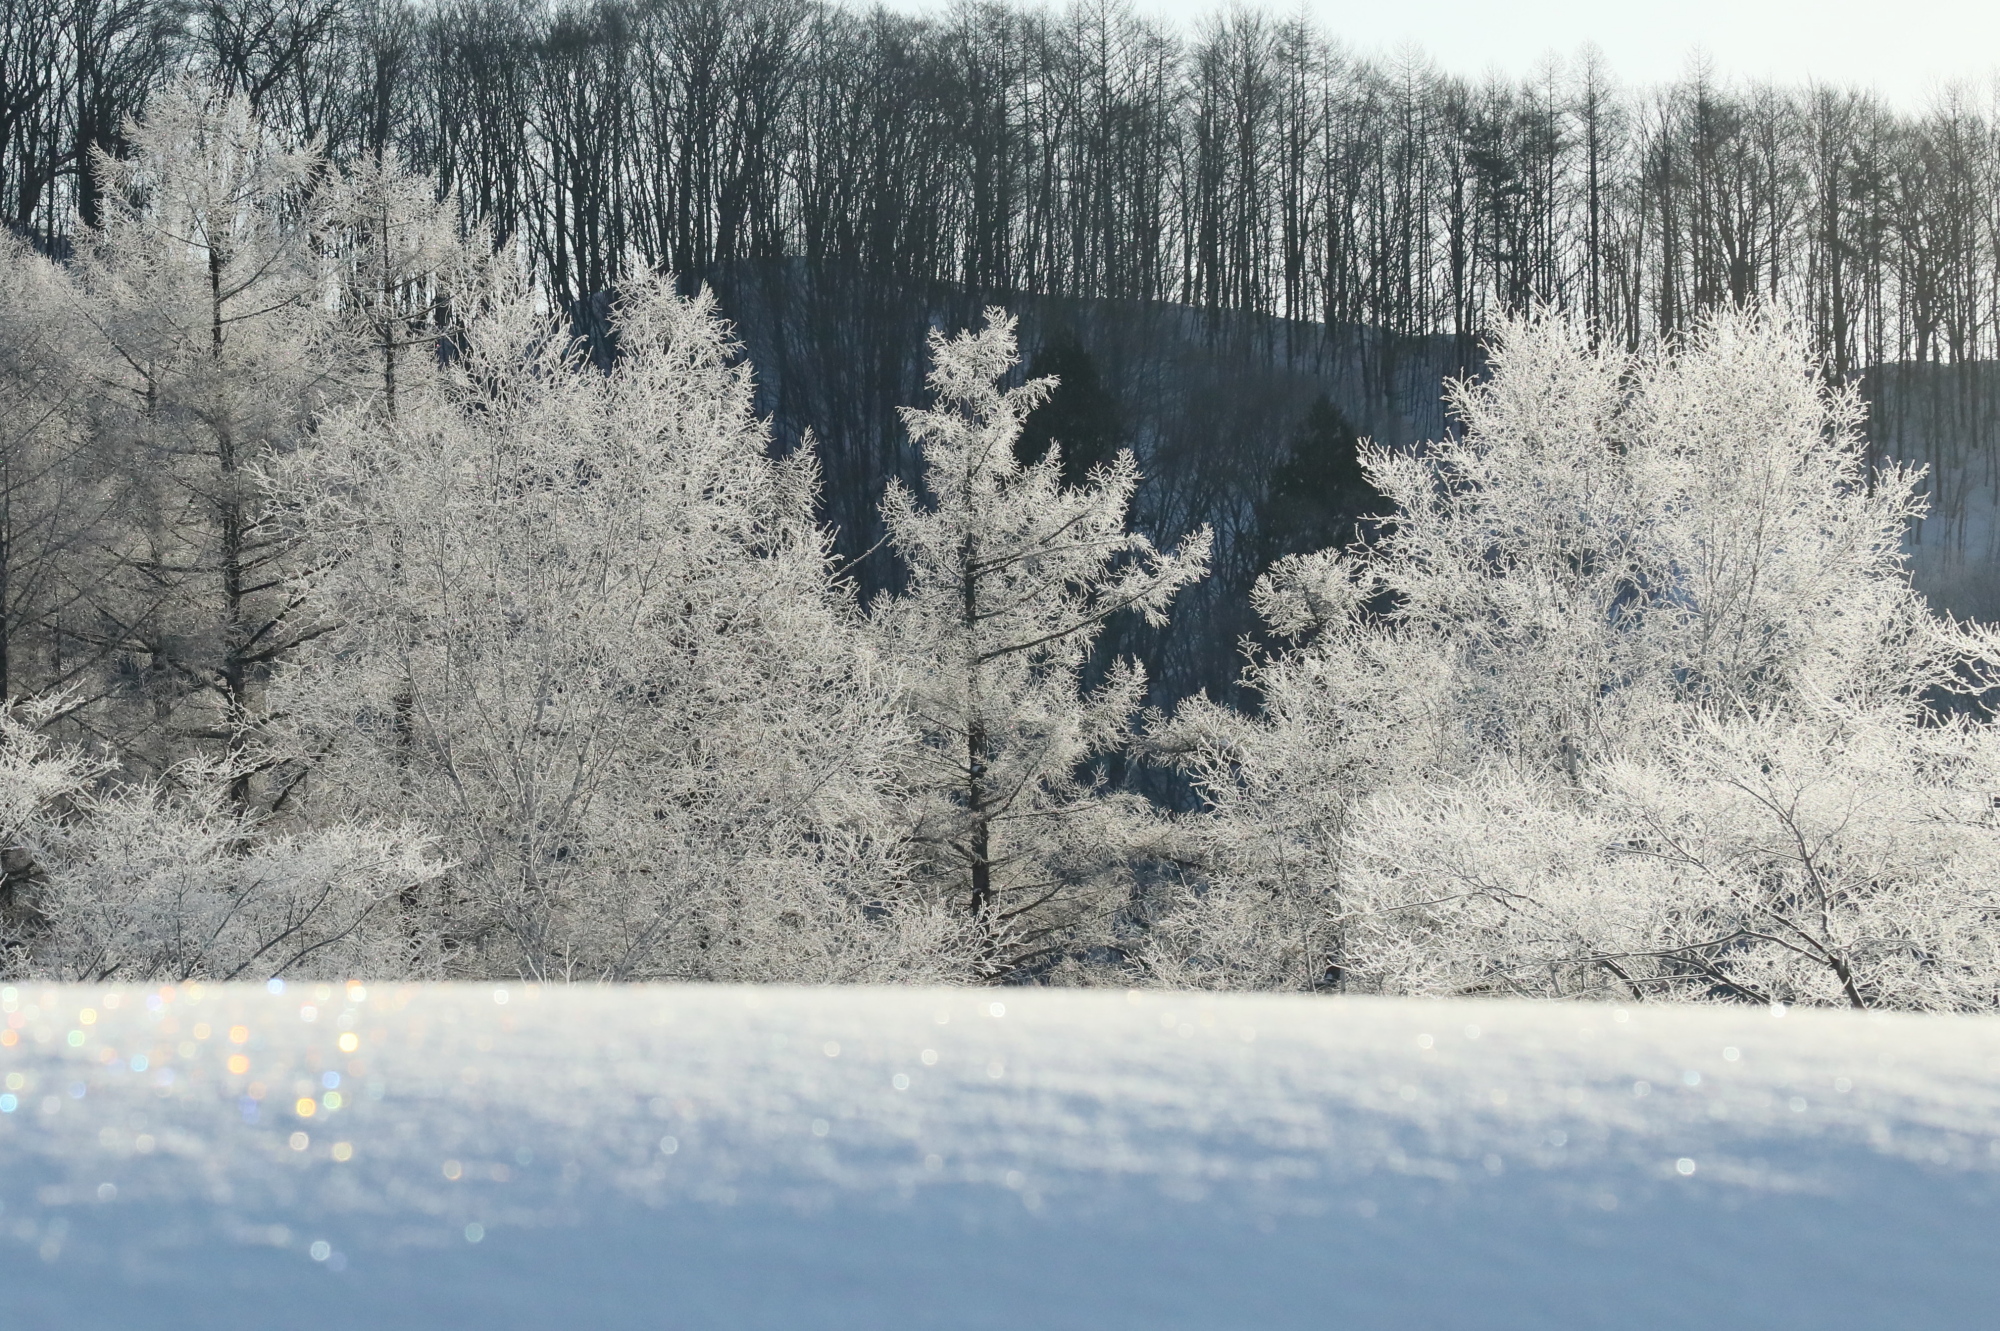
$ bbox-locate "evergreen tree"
[69,79,329,785]
[877,310,1210,977]
[1254,394,1382,567]
[0,235,103,704]
[317,145,479,420]
[1012,333,1124,487]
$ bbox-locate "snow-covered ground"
[2,982,1996,1329]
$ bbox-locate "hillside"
[648,264,2000,708]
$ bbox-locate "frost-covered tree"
[1332,703,2000,1010]
[69,79,332,781]
[876,310,1210,977]
[1153,309,2000,1009]
[316,146,479,419]
[0,236,109,703]
[280,270,966,983]
[0,695,434,983]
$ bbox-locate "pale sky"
[1222,0,2000,108]
[852,0,2000,110]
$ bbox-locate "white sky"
[1234,0,2000,108]
[853,0,2000,111]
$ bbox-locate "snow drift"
[2,983,1996,1328]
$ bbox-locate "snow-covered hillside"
[2,983,1996,1329]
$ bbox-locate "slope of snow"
[1,982,1996,1329]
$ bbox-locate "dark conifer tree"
[1255,394,1381,567]
[1013,333,1125,486]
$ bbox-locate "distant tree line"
[7,0,2000,390]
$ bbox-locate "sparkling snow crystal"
[2,982,1997,1328]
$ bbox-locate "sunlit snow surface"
[2,983,1997,1329]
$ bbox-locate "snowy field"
[2,983,1997,1329]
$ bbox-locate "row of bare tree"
[8,0,2000,380]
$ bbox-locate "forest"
[2,2,2000,1008]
